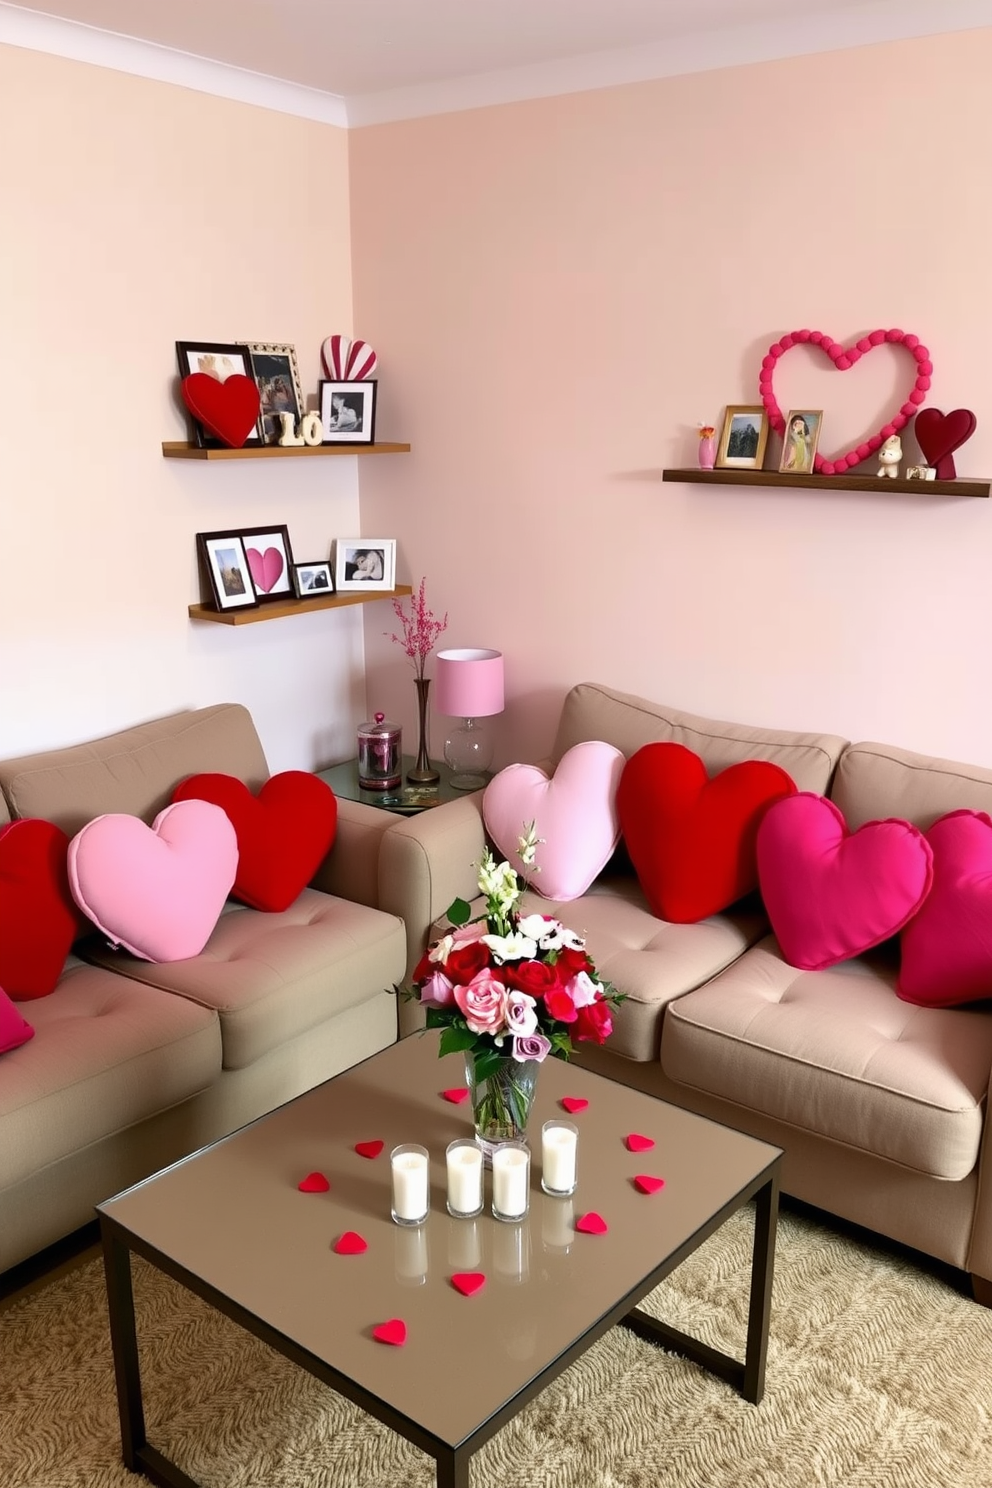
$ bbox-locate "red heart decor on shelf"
[634,1175,666,1195]
[442,1087,469,1104]
[333,1231,368,1255]
[298,1171,330,1193]
[355,1140,384,1160]
[759,328,932,475]
[561,1097,589,1114]
[451,1272,486,1296]
[625,1133,655,1153]
[914,407,977,479]
[0,819,81,1000]
[373,1318,407,1346]
[576,1212,608,1235]
[180,372,261,449]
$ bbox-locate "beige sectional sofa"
[0,703,406,1275]
[381,682,992,1303]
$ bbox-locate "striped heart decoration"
[321,334,378,381]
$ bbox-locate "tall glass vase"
[407,676,440,784]
[465,1051,540,1161]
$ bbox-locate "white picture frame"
[333,538,396,592]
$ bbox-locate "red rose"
[544,986,578,1024]
[445,940,492,981]
[554,946,591,983]
[574,997,613,1045]
[412,951,433,984]
[505,959,559,997]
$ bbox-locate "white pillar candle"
[491,1142,530,1222]
[391,1144,430,1225]
[446,1139,484,1217]
[541,1121,578,1196]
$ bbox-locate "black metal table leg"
[101,1221,147,1473]
[742,1170,779,1404]
[436,1445,472,1488]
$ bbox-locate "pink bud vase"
[698,435,716,470]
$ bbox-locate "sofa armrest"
[967,1076,992,1293]
[310,797,398,909]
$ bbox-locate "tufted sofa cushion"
[661,935,992,1181]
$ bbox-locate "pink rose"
[454,968,508,1035]
[419,970,455,1008]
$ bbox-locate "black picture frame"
[176,342,262,448]
[236,524,296,603]
[319,379,377,445]
[292,560,336,598]
[196,531,259,612]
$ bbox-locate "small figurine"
[878,434,902,479]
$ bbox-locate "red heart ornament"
[355,1140,384,1159]
[914,407,977,480]
[320,334,378,381]
[442,1087,469,1104]
[634,1175,666,1194]
[625,1133,655,1153]
[0,819,81,1000]
[617,743,796,924]
[180,372,261,449]
[759,328,932,475]
[576,1212,608,1235]
[333,1231,368,1254]
[373,1318,407,1346]
[561,1097,589,1114]
[298,1171,330,1193]
[451,1272,486,1296]
[172,771,337,913]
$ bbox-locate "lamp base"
[448,770,490,792]
[444,717,494,791]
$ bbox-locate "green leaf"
[447,897,472,926]
[438,1025,479,1058]
[471,1047,504,1085]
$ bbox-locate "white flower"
[567,971,601,1008]
[428,933,454,964]
[477,852,521,914]
[518,913,561,945]
[482,931,538,962]
[558,926,586,951]
[505,990,538,1036]
[518,820,545,869]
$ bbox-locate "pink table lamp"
[434,648,505,790]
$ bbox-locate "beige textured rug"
[3,1206,991,1488]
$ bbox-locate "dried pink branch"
[385,577,448,680]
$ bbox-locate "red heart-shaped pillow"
[0,819,81,999]
[181,372,261,449]
[172,771,337,912]
[617,743,796,924]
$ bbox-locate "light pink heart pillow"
[756,792,933,971]
[899,810,992,1007]
[67,800,239,962]
[482,741,625,901]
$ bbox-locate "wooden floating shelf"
[163,440,410,460]
[189,584,413,626]
[662,468,991,498]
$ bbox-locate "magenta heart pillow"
[899,810,992,1007]
[482,742,625,900]
[0,987,34,1055]
[756,792,933,971]
[67,800,238,962]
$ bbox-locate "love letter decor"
[759,328,932,476]
[321,335,378,381]
[913,407,977,480]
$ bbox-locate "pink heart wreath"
[759,328,932,475]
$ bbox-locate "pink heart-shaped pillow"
[757,793,933,971]
[899,810,992,1007]
[67,800,238,962]
[482,741,625,900]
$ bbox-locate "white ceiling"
[2,0,990,124]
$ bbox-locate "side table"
[316,754,489,815]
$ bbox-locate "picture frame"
[332,538,396,593]
[176,341,262,447]
[778,408,824,475]
[292,560,335,598]
[319,379,377,445]
[196,531,259,612]
[244,342,304,445]
[237,524,295,603]
[716,406,770,469]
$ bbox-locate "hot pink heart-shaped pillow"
[756,793,933,971]
[899,810,992,1007]
[67,800,238,962]
[482,742,625,900]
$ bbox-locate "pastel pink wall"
[351,28,992,770]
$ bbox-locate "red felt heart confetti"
[372,1318,407,1346]
[634,1175,666,1195]
[561,1097,589,1114]
[355,1140,384,1159]
[442,1087,469,1104]
[576,1211,608,1235]
[297,1171,330,1193]
[333,1231,368,1255]
[451,1272,486,1297]
[625,1133,655,1152]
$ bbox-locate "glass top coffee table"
[98,1032,781,1488]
